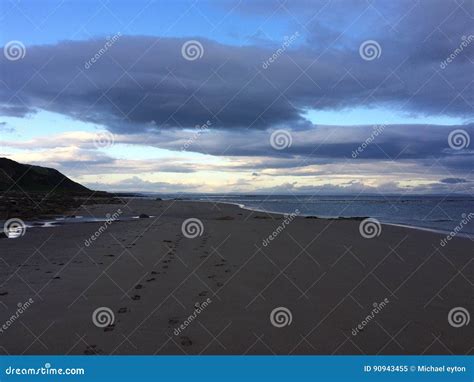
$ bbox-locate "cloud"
[0,121,15,133]
[85,176,199,193]
[1,5,473,134]
[440,177,468,184]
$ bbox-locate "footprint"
[135,284,143,289]
[198,291,208,296]
[104,324,115,332]
[0,291,8,296]
[146,278,156,282]
[151,271,158,275]
[180,336,193,346]
[118,307,129,314]
[168,317,180,325]
[162,265,169,269]
[84,345,103,355]
[132,295,141,301]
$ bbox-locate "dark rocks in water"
[138,213,150,218]
[305,216,319,219]
[155,197,162,201]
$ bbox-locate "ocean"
[154,194,474,237]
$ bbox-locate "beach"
[0,199,472,355]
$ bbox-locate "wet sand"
[0,199,472,355]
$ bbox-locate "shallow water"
[156,194,474,236]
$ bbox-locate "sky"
[0,0,473,194]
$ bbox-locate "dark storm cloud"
[440,178,468,184]
[0,0,473,133]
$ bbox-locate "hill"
[0,157,91,193]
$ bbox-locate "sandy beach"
[0,199,472,355]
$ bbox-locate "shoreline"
[171,199,474,240]
[2,198,472,240]
[0,199,472,355]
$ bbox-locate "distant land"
[0,157,120,219]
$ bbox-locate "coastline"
[0,199,472,355]
[166,198,473,240]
